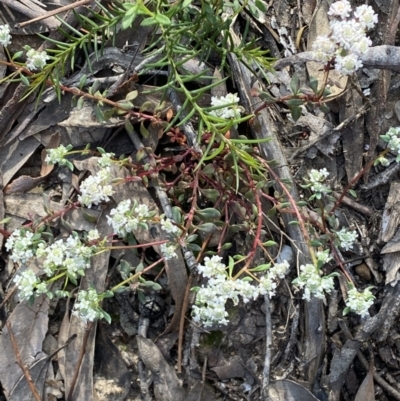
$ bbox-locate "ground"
[1,0,400,401]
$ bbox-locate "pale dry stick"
[6,320,42,401]
[66,321,94,401]
[16,0,94,28]
[261,295,272,401]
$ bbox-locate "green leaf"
[140,121,149,138]
[125,90,138,101]
[255,0,268,12]
[309,240,323,247]
[186,243,202,251]
[289,106,302,122]
[122,5,138,29]
[250,264,271,272]
[79,74,87,89]
[20,74,30,86]
[309,75,319,93]
[262,240,277,247]
[349,189,357,198]
[154,13,171,25]
[77,96,84,109]
[196,222,217,234]
[286,98,304,107]
[195,208,221,221]
[221,243,232,250]
[288,220,300,226]
[141,17,158,26]
[290,74,300,95]
[200,188,220,202]
[125,119,134,134]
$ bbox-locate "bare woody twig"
[16,0,94,28]
[6,320,42,401]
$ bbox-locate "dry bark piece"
[137,336,186,401]
[0,296,50,399]
[379,181,400,243]
[268,379,319,400]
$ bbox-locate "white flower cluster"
[5,229,38,264]
[0,25,12,47]
[209,93,243,120]
[335,227,358,251]
[13,269,43,301]
[344,286,374,317]
[78,167,114,208]
[98,152,115,168]
[312,1,377,75]
[45,144,72,166]
[160,217,181,236]
[381,127,400,163]
[160,243,178,260]
[292,263,336,301]
[72,288,104,322]
[25,48,50,71]
[36,235,96,279]
[107,199,152,237]
[192,256,290,327]
[303,168,331,199]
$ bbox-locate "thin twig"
[16,0,94,28]
[66,321,94,401]
[6,320,42,401]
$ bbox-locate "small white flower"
[345,286,374,317]
[331,20,365,50]
[45,144,71,166]
[26,48,50,71]
[107,199,152,237]
[292,264,336,301]
[336,227,358,251]
[78,167,114,208]
[98,152,115,168]
[14,269,39,301]
[334,54,363,75]
[312,35,338,63]
[316,250,332,265]
[354,5,378,30]
[363,88,371,97]
[258,273,278,297]
[197,255,226,278]
[6,229,37,264]
[0,25,12,47]
[160,218,181,236]
[328,0,352,19]
[160,243,178,260]
[349,36,372,57]
[209,93,242,120]
[270,260,290,279]
[72,288,103,322]
[87,229,100,241]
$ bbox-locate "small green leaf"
[255,0,267,12]
[125,90,138,101]
[140,17,158,26]
[20,74,30,86]
[186,243,202,251]
[349,189,357,198]
[288,220,300,226]
[290,75,300,95]
[125,119,134,134]
[289,106,302,122]
[310,240,323,247]
[221,243,232,250]
[196,222,217,234]
[154,13,171,25]
[309,76,319,93]
[77,96,84,109]
[195,208,221,221]
[140,121,149,138]
[262,240,277,247]
[79,74,87,89]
